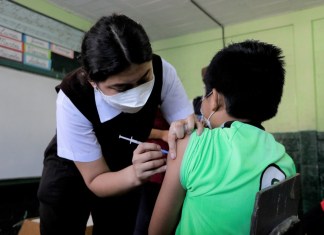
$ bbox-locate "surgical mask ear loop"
[206,111,216,128]
[206,93,222,128]
[200,90,216,128]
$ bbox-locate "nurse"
[37,14,199,235]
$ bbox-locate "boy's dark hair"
[204,40,285,122]
[81,14,152,82]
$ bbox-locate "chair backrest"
[250,173,301,235]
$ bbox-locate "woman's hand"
[167,114,204,159]
[132,142,167,184]
[75,142,167,197]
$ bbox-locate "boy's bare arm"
[148,135,189,235]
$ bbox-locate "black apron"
[38,55,163,235]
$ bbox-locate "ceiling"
[43,0,324,41]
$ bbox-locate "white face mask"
[97,77,155,113]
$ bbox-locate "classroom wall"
[152,5,324,133]
[0,66,58,179]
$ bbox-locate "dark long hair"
[81,14,153,82]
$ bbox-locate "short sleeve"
[56,90,102,162]
[160,58,193,123]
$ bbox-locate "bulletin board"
[0,0,84,79]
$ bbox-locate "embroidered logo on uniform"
[259,164,286,190]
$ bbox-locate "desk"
[18,215,93,235]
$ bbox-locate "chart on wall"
[0,0,84,79]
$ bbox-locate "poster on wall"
[0,26,23,62]
[0,24,80,77]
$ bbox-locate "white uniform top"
[56,58,193,162]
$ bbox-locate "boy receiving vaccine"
[149,40,296,235]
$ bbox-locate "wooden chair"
[250,173,302,235]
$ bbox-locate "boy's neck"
[212,110,250,128]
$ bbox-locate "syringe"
[119,135,169,155]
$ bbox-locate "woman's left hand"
[167,114,203,159]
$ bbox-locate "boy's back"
[177,122,296,234]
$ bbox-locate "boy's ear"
[210,88,218,111]
[212,88,224,111]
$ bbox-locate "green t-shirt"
[176,121,296,235]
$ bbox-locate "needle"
[119,135,169,154]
